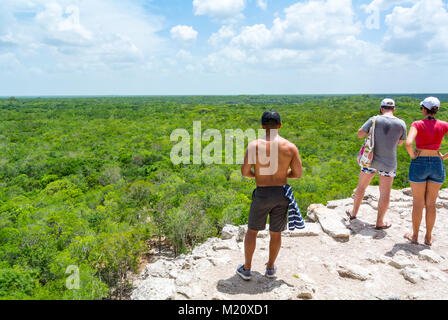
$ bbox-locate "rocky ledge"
[131,186,448,300]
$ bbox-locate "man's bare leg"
[376,175,394,228]
[348,171,376,218]
[244,229,258,270]
[267,231,281,270]
[404,182,427,244]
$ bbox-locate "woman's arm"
[406,126,419,159]
[440,131,448,160]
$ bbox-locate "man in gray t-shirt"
[361,115,407,172]
[347,98,407,230]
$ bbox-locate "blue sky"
[0,0,447,96]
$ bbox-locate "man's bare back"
[241,133,302,187]
[236,111,304,281]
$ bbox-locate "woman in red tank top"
[405,97,448,246]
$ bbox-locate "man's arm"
[398,123,407,146]
[358,128,368,139]
[287,145,302,179]
[241,143,256,179]
[358,118,372,139]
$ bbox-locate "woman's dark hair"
[423,106,439,115]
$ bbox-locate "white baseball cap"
[381,98,395,107]
[420,97,441,110]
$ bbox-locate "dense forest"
[1,95,447,299]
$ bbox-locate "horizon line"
[1,93,448,98]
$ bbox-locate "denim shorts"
[409,157,446,184]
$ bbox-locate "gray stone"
[307,204,325,222]
[436,200,448,209]
[312,207,350,241]
[358,186,411,203]
[326,198,352,209]
[208,256,232,266]
[192,237,220,259]
[337,264,372,281]
[213,239,239,251]
[401,267,431,284]
[367,255,391,265]
[273,284,295,300]
[376,294,401,300]
[131,277,176,300]
[193,258,213,271]
[212,293,228,300]
[257,229,269,238]
[438,189,448,200]
[283,223,322,237]
[175,271,193,287]
[297,285,315,299]
[236,225,247,242]
[222,224,239,240]
[142,260,176,279]
[419,250,444,264]
[427,267,448,282]
[402,188,413,197]
[389,256,416,269]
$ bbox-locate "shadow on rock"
[385,242,428,257]
[345,219,387,240]
[217,272,293,296]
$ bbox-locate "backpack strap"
[370,115,379,148]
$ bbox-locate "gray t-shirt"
[361,115,407,172]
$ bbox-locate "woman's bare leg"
[424,182,442,245]
[405,182,427,244]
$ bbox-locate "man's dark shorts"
[248,186,289,233]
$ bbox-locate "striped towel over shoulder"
[283,184,305,231]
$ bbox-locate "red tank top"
[412,119,448,150]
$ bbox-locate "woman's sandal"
[404,233,419,245]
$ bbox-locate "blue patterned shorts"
[361,167,396,178]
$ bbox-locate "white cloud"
[0,53,22,72]
[204,0,411,75]
[230,0,361,50]
[193,0,246,22]
[209,25,236,46]
[0,0,165,72]
[383,0,448,56]
[170,25,198,42]
[176,49,193,61]
[35,2,93,46]
[257,0,268,11]
[363,0,417,12]
[231,24,270,50]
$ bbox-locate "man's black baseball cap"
[261,111,281,125]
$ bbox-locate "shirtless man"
[236,111,303,280]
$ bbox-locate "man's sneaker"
[265,265,277,278]
[236,264,251,281]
